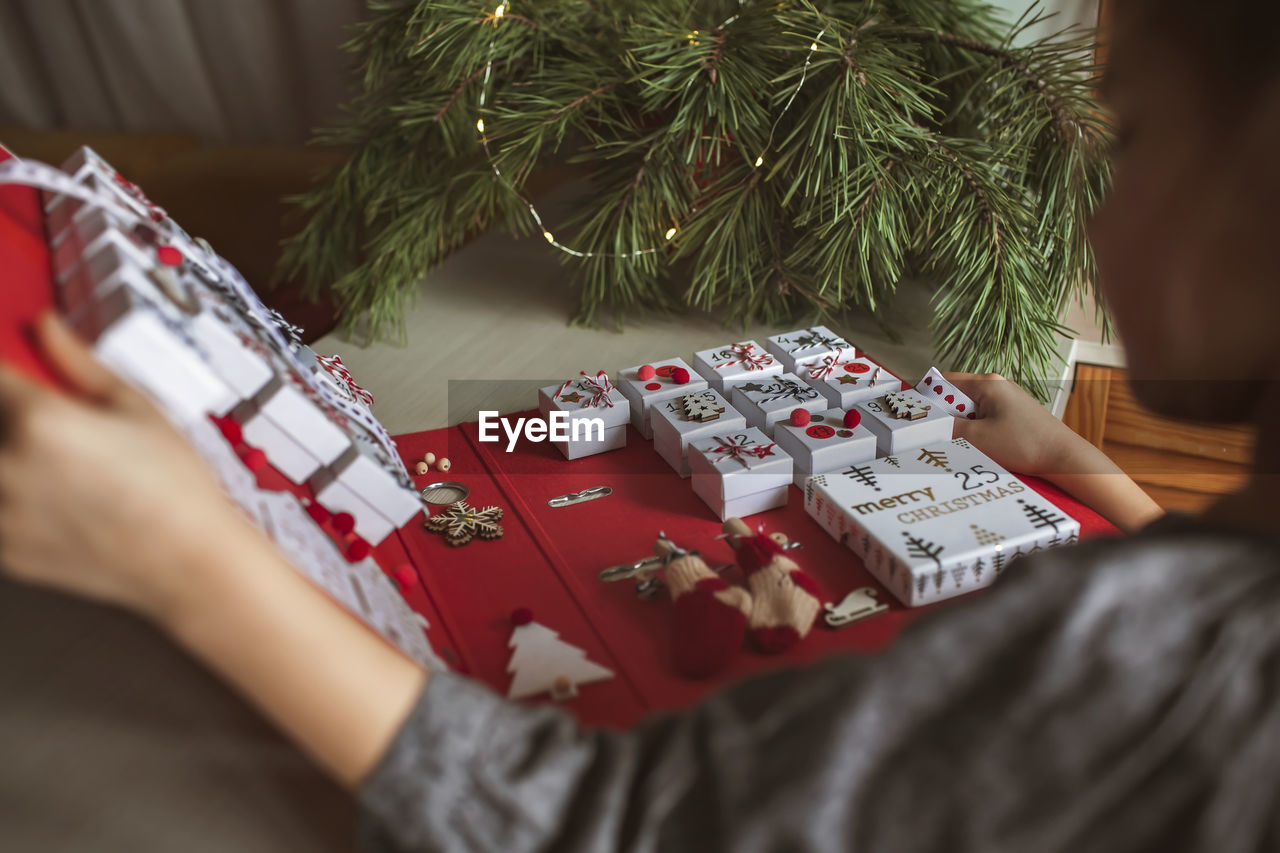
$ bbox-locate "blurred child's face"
[1089,12,1280,422]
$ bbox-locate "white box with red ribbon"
[651,387,748,478]
[800,349,901,410]
[687,427,794,521]
[691,340,783,392]
[537,371,631,459]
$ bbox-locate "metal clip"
[547,486,613,508]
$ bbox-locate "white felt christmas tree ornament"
[505,608,614,701]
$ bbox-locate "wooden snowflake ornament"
[424,500,504,546]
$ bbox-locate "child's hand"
[0,312,255,622]
[945,372,1092,476]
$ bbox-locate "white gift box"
[62,239,194,326]
[687,427,794,521]
[616,358,708,439]
[772,408,878,487]
[51,207,154,288]
[855,389,954,456]
[232,377,353,484]
[537,372,631,459]
[651,388,748,477]
[310,444,424,545]
[805,437,1081,607]
[729,372,826,435]
[691,341,783,392]
[800,351,901,410]
[765,326,854,373]
[71,286,237,423]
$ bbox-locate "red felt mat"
[0,147,62,387]
[392,418,1116,727]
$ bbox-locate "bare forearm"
[1044,434,1164,533]
[164,519,427,789]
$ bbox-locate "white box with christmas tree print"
[536,371,631,460]
[765,326,854,373]
[772,408,878,487]
[687,427,794,521]
[651,388,748,478]
[804,437,1081,607]
[729,373,827,436]
[691,340,784,392]
[799,351,901,410]
[616,358,709,440]
[854,388,954,455]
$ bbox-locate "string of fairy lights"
[474,0,827,260]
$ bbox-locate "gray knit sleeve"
[357,526,1280,853]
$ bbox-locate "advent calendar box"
[688,427,793,520]
[801,351,900,409]
[536,372,630,460]
[804,437,1081,607]
[651,388,747,477]
[765,326,854,373]
[855,389,954,455]
[772,408,877,487]
[616,358,708,439]
[730,373,826,435]
[691,340,783,392]
[310,443,425,544]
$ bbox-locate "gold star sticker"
[559,391,583,403]
[836,375,860,385]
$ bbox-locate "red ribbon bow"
[558,370,616,408]
[806,347,857,381]
[714,342,775,371]
[710,434,777,468]
[317,354,374,407]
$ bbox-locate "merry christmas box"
[691,340,783,392]
[800,350,901,410]
[854,389,954,455]
[765,326,854,373]
[730,373,827,435]
[617,358,708,439]
[536,371,631,460]
[688,427,794,521]
[804,437,1081,607]
[651,388,748,477]
[772,408,878,487]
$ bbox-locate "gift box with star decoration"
[799,349,901,410]
[804,437,1081,606]
[729,373,827,436]
[687,426,794,521]
[536,370,631,459]
[771,408,878,488]
[854,388,955,456]
[651,387,748,478]
[765,326,854,373]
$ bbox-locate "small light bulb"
[543,231,555,243]
[754,155,764,167]
[665,227,677,240]
[810,42,819,51]
[494,3,505,18]
[476,118,485,133]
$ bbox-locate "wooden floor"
[1062,364,1256,513]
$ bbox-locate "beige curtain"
[0,0,365,144]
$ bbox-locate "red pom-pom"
[305,501,331,524]
[156,246,183,267]
[332,512,356,535]
[671,367,690,385]
[239,448,268,472]
[216,418,243,445]
[789,408,811,427]
[510,607,534,626]
[346,538,372,562]
[637,364,656,381]
[842,409,861,429]
[393,565,418,591]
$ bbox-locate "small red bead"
[510,607,534,626]
[346,538,371,562]
[157,246,183,267]
[636,364,656,381]
[843,410,862,429]
[332,512,356,535]
[393,565,417,591]
[789,407,811,427]
[217,418,243,444]
[240,448,268,472]
[671,367,690,385]
[305,501,331,524]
